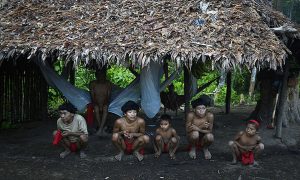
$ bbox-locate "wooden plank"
[225,71,232,114]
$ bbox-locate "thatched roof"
[0,0,299,70]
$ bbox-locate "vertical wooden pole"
[70,68,75,85]
[225,71,232,114]
[184,66,191,117]
[276,61,290,138]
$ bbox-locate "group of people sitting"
[52,95,264,165]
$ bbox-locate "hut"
[0,0,299,136]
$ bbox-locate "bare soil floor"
[1,105,300,180]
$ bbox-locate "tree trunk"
[250,70,280,124]
[249,67,257,97]
[282,71,300,126]
[276,62,290,138]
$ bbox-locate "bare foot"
[230,159,237,165]
[96,130,110,137]
[114,151,124,161]
[189,147,196,159]
[252,160,259,166]
[155,150,161,158]
[80,151,87,159]
[203,148,212,160]
[169,152,176,160]
[60,150,71,158]
[133,151,144,161]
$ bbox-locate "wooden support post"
[163,61,168,80]
[184,66,191,117]
[225,71,232,114]
[70,67,75,85]
[276,61,290,138]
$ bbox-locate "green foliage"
[0,121,18,130]
[233,69,251,94]
[75,65,95,90]
[107,65,135,88]
[47,61,258,111]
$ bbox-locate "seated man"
[154,114,180,159]
[111,101,150,161]
[52,103,88,159]
[186,95,214,159]
[228,120,264,165]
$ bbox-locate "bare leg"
[133,135,149,161]
[60,138,71,158]
[53,131,72,158]
[98,105,109,137]
[94,105,102,135]
[253,143,264,165]
[154,135,163,158]
[112,133,126,161]
[229,141,239,164]
[188,131,199,159]
[202,133,214,160]
[77,135,88,158]
[169,137,179,159]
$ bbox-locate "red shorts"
[124,139,144,155]
[239,151,254,165]
[163,143,168,153]
[187,140,202,151]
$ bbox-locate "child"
[154,114,180,159]
[228,120,264,165]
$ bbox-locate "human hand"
[203,122,210,129]
[189,124,199,131]
[123,131,132,139]
[127,133,134,139]
[62,131,71,137]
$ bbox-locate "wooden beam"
[276,61,290,138]
[225,71,232,114]
[184,66,191,117]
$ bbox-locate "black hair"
[160,114,171,122]
[58,102,77,113]
[191,94,211,108]
[121,100,139,113]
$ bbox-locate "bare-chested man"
[228,120,264,165]
[186,95,214,159]
[154,114,180,159]
[52,103,88,159]
[89,67,112,136]
[112,101,150,161]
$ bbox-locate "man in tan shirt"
[53,103,88,158]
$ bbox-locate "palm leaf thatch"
[0,0,299,70]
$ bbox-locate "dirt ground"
[1,105,300,180]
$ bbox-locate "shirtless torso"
[154,126,179,159]
[229,122,264,165]
[112,115,149,161]
[186,109,214,159]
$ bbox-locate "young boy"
[154,114,180,159]
[112,101,149,161]
[186,95,214,160]
[228,120,264,165]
